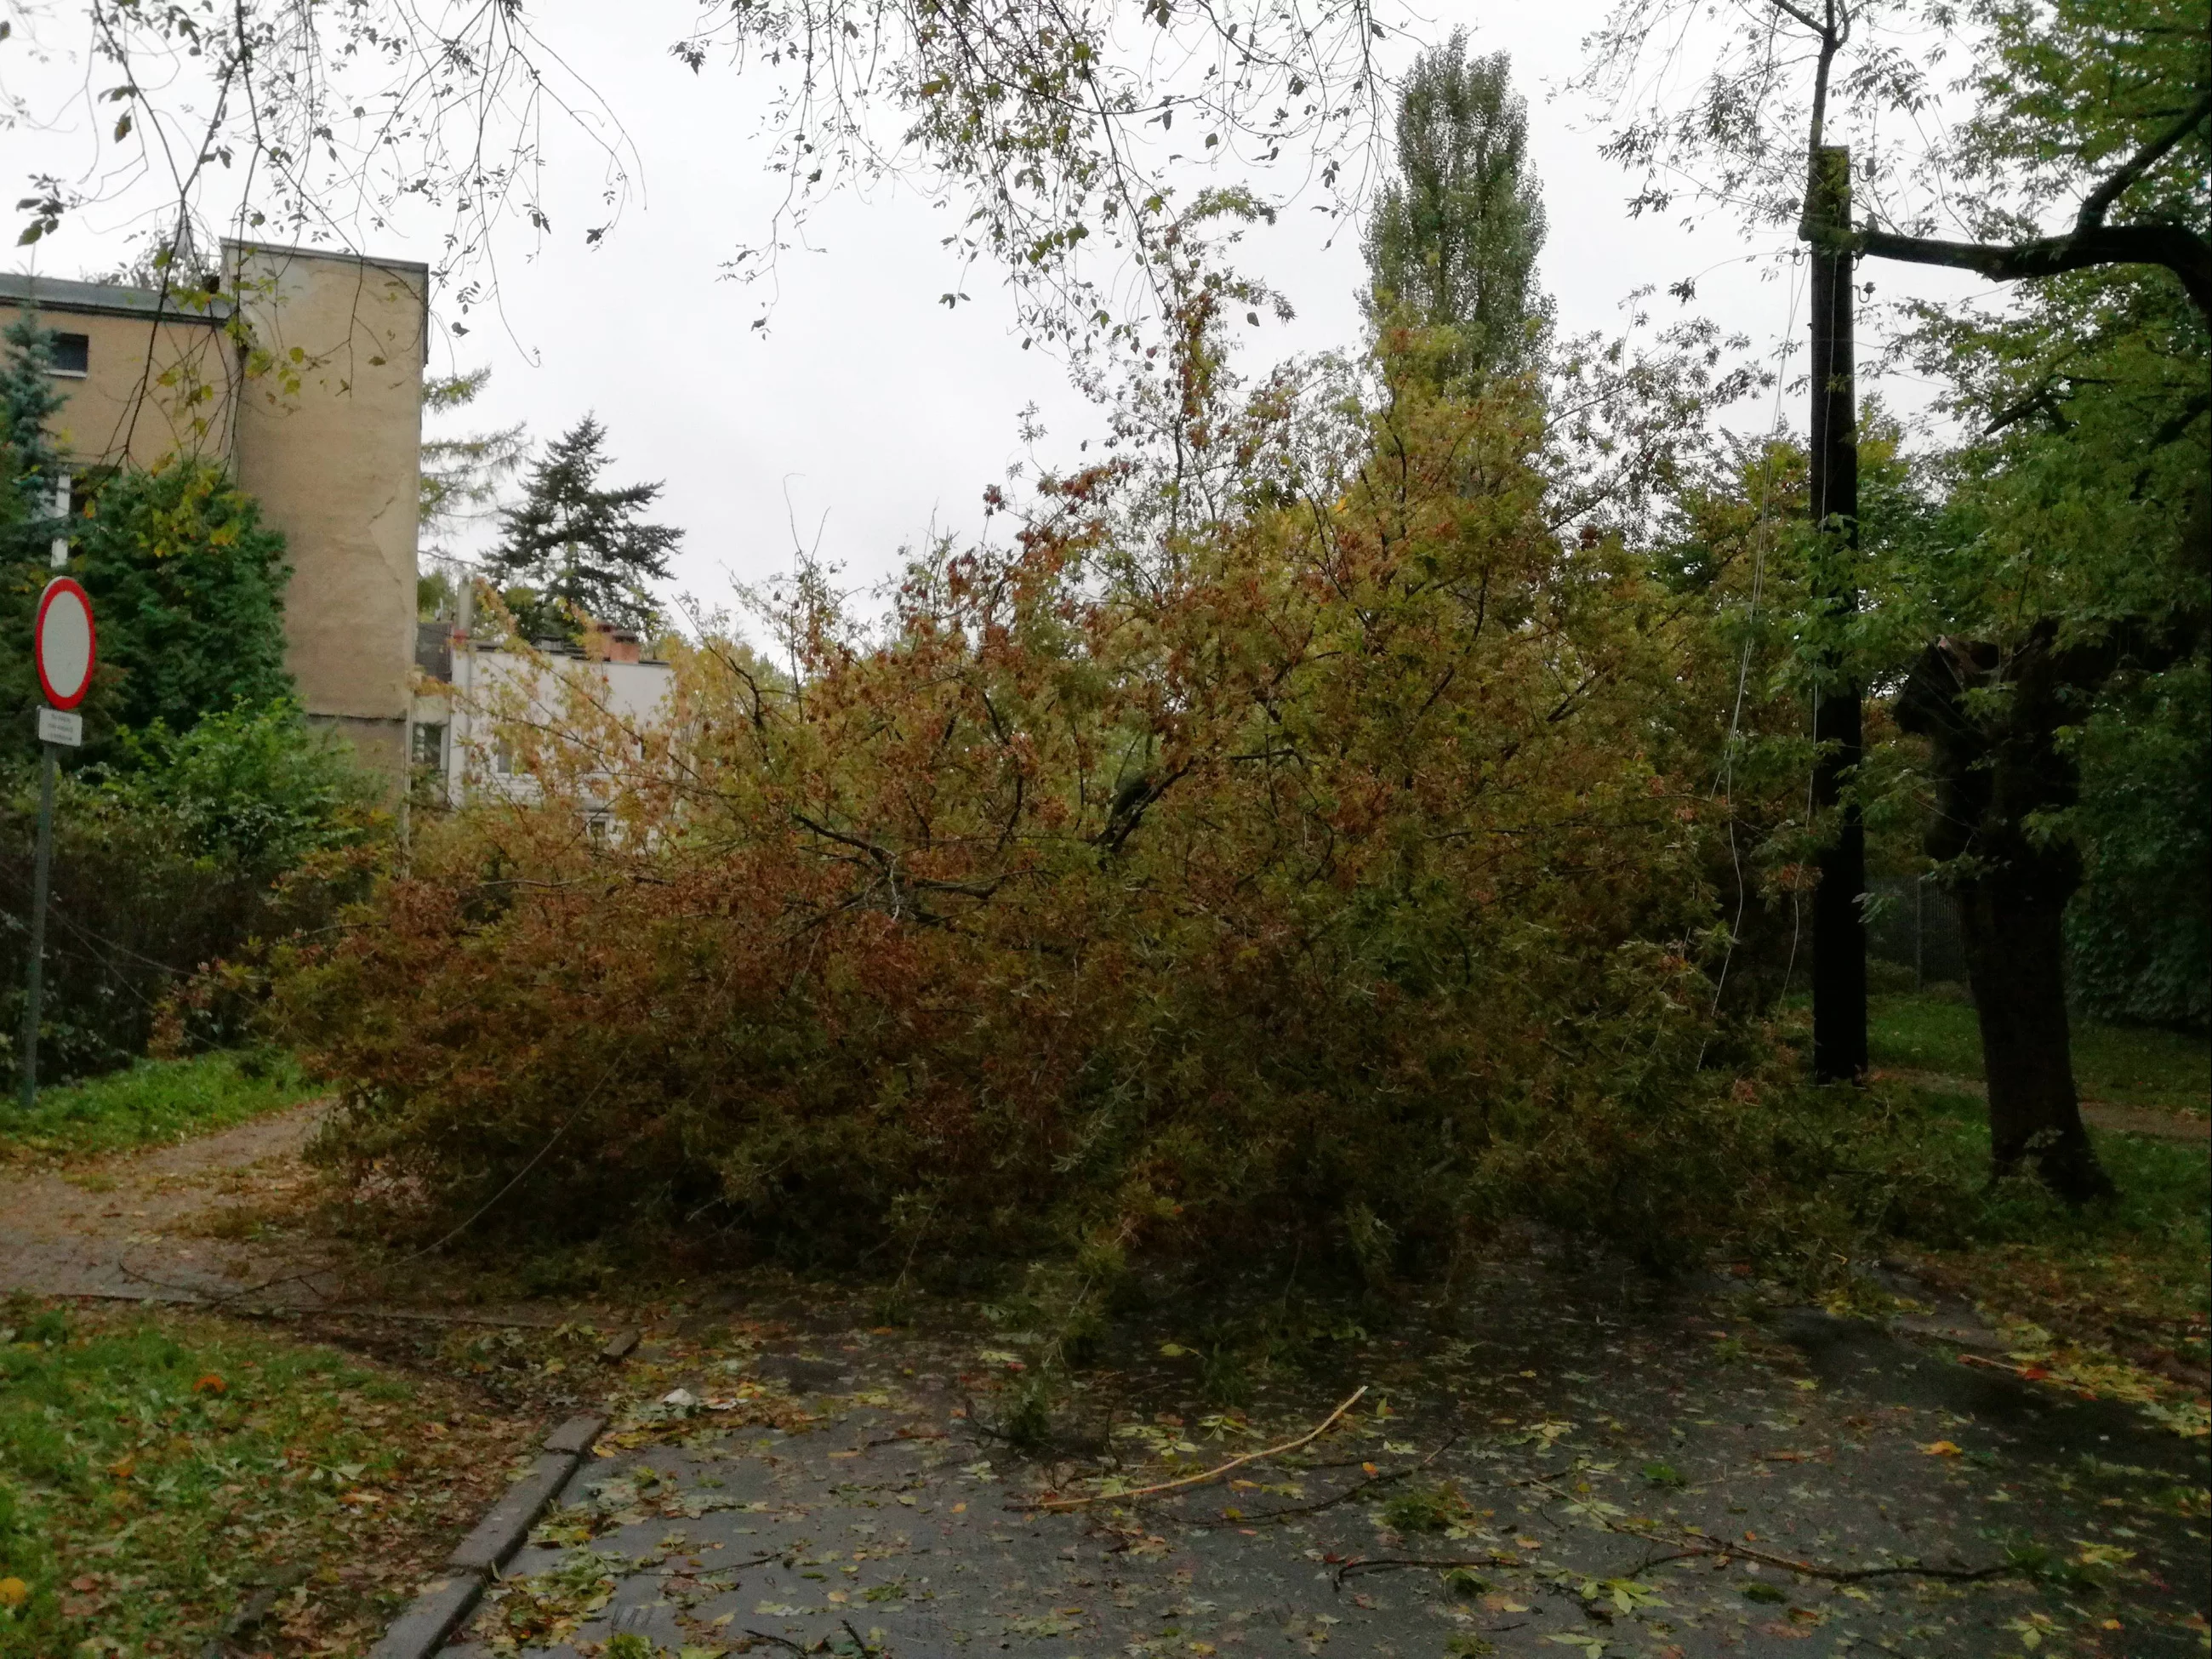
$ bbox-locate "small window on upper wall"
[50,334,90,377]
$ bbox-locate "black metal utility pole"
[1806,144,1867,1083]
[17,741,55,1109]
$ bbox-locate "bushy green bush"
[71,460,295,753]
[1,317,376,1086]
[2064,657,2211,1029]
[1,704,380,1086]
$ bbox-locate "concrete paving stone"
[756,1351,855,1393]
[494,1542,573,1579]
[605,1599,685,1637]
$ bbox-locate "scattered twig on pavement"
[1203,1434,1455,1525]
[742,1630,809,1656]
[1514,1474,2028,1586]
[1332,1554,1522,1588]
[1194,1461,1412,1525]
[1021,1386,1369,1511]
[1632,1529,2027,1585]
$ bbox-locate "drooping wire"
[1705,252,1810,1025]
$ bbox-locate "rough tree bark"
[1895,634,2109,1200]
[1804,144,1867,1083]
[1896,482,2209,1201]
[1867,88,2209,1198]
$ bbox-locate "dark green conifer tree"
[490,415,681,636]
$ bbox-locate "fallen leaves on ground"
[0,1297,538,1656]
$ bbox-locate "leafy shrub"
[72,460,295,751]
[0,331,365,1085]
[1,455,294,768]
[2064,657,2210,1029]
[100,701,373,869]
[0,704,380,1086]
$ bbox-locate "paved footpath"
[442,1261,2209,1659]
[0,1102,348,1305]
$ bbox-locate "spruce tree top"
[491,414,682,636]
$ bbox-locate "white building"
[413,621,675,816]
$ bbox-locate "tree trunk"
[1806,144,1867,1083]
[1952,872,2110,1201]
[1895,633,2112,1201]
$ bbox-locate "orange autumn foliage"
[280,280,1787,1277]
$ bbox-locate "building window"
[411,721,447,771]
[50,334,90,378]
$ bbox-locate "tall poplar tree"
[1363,34,1550,384]
[490,415,681,638]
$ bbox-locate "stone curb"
[366,1411,607,1659]
[448,1451,579,1574]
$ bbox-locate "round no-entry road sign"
[35,577,96,710]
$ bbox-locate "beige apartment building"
[0,241,428,782]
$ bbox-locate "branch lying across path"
[1621,1525,2027,1586]
[1335,1468,2031,1593]
[1530,1474,2025,1587]
[1203,1457,1416,1525]
[1333,1528,2026,1591]
[1018,1386,1368,1512]
[1335,1553,1524,1588]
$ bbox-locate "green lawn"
[1894,1081,2211,1393]
[0,1051,322,1160]
[0,1298,535,1656]
[1870,991,2209,1115]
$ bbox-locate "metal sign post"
[20,577,94,1109]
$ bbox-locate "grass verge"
[0,1297,539,1656]
[1888,1080,2209,1422]
[0,1051,322,1162]
[1869,991,2209,1115]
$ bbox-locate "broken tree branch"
[1333,1553,1522,1588]
[1022,1386,1369,1511]
[1624,1525,2027,1585]
[1547,1474,2027,1586]
[1508,1475,2030,1586]
[1335,1527,2026,1590]
[1183,1434,1459,1526]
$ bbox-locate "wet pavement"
[441,1262,2210,1658]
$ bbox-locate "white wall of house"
[413,638,675,812]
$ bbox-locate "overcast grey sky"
[9,0,1988,613]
